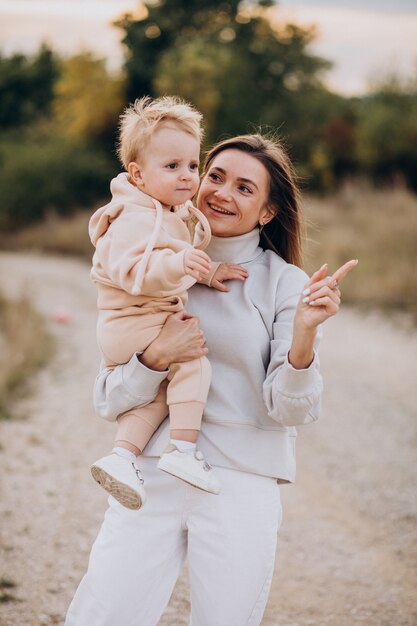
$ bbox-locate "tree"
[0,45,59,129]
[357,74,417,191]
[116,0,331,143]
[52,52,126,149]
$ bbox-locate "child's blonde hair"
[117,95,204,169]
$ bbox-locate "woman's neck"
[205,229,262,264]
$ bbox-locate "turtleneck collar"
[205,228,263,264]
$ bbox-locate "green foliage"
[118,0,331,143]
[0,46,124,231]
[0,45,59,129]
[53,52,126,147]
[0,133,115,230]
[117,2,417,191]
[154,39,228,135]
[356,76,417,191]
[300,96,359,189]
[0,292,53,420]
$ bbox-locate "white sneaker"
[157,445,220,495]
[91,453,146,510]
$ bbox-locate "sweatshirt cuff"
[276,351,320,397]
[122,352,169,398]
[199,261,222,287]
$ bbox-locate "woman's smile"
[207,202,236,216]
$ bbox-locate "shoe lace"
[132,463,144,484]
[195,450,212,472]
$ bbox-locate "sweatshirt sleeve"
[93,353,169,422]
[262,268,323,427]
[137,247,196,296]
[95,211,195,297]
[198,261,222,287]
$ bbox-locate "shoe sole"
[91,465,143,510]
[157,461,220,495]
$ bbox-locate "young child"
[89,96,221,510]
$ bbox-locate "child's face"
[130,124,200,207]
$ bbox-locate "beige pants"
[97,309,211,451]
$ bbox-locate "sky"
[1,0,417,95]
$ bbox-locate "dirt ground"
[0,251,416,626]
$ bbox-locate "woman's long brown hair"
[203,134,304,268]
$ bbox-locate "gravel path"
[0,252,416,626]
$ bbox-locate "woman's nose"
[214,187,232,202]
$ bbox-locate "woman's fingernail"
[302,288,310,296]
[302,296,310,304]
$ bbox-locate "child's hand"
[184,249,211,281]
[210,263,249,292]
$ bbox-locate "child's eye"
[167,163,178,169]
[190,163,199,171]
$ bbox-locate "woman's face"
[197,149,275,238]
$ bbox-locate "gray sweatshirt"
[94,229,323,483]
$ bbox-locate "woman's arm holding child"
[94,311,208,421]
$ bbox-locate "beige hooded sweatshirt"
[89,172,212,313]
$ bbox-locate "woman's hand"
[289,259,358,369]
[210,263,249,292]
[139,311,207,371]
[296,259,358,330]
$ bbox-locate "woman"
[66,134,356,626]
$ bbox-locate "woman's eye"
[239,185,252,194]
[208,172,221,182]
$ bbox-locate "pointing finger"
[331,259,358,283]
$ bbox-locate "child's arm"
[183,249,211,281]
[96,213,207,297]
[199,263,249,292]
[134,247,210,296]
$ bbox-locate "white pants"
[65,458,282,626]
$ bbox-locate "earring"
[259,221,265,234]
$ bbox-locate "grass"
[303,185,417,316]
[1,210,94,262]
[0,293,54,419]
[0,578,18,603]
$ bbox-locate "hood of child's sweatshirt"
[88,172,156,246]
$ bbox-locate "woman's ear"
[259,204,276,226]
[128,162,144,189]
